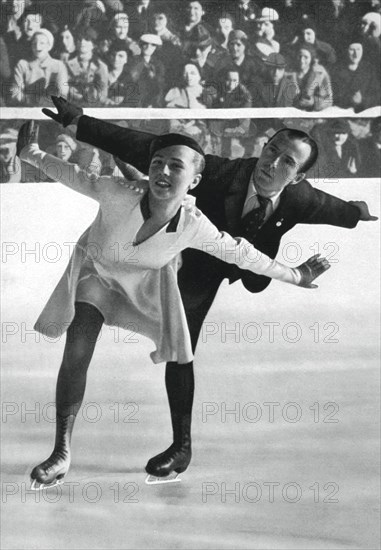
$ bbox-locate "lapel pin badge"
[276,218,284,227]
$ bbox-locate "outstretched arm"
[17,121,109,200]
[186,207,330,288]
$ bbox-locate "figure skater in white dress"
[17,121,330,489]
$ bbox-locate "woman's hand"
[295,254,331,288]
[16,121,40,157]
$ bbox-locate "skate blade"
[145,472,181,485]
[30,476,65,491]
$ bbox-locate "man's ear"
[189,173,202,189]
[291,172,305,185]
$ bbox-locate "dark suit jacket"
[76,116,361,296]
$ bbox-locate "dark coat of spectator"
[333,42,380,111]
[252,53,300,108]
[128,0,156,40]
[286,18,337,67]
[359,117,381,178]
[129,34,166,107]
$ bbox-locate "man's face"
[254,133,311,197]
[348,43,363,63]
[187,1,204,24]
[142,42,156,56]
[148,145,201,201]
[269,66,285,84]
[23,14,41,38]
[225,71,239,92]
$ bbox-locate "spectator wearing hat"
[359,117,381,177]
[66,28,109,106]
[218,29,259,99]
[253,52,299,107]
[149,8,184,90]
[73,0,108,35]
[105,13,141,58]
[289,44,333,111]
[212,67,252,157]
[276,0,302,44]
[286,18,337,68]
[252,7,280,62]
[188,25,229,87]
[1,0,29,71]
[333,41,380,111]
[105,42,137,106]
[55,134,77,162]
[129,34,166,107]
[311,119,361,179]
[6,7,43,69]
[10,29,69,105]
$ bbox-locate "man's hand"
[16,121,40,157]
[42,96,83,127]
[295,254,331,289]
[349,201,378,221]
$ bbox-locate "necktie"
[240,195,272,242]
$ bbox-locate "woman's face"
[149,145,201,202]
[257,20,274,38]
[32,33,50,58]
[23,14,41,38]
[303,28,315,43]
[298,48,312,70]
[183,63,201,86]
[228,39,245,59]
[154,13,168,32]
[11,0,25,19]
[113,17,129,39]
[77,38,94,57]
[56,142,72,161]
[61,29,75,52]
[112,50,128,69]
[217,17,233,36]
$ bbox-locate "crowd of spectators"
[1,0,380,111]
[1,116,380,183]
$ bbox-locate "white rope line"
[2,106,380,120]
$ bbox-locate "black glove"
[42,96,83,127]
[295,254,330,289]
[16,121,40,157]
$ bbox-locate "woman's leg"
[31,302,104,487]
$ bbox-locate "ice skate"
[30,414,74,491]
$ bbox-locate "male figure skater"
[42,97,377,481]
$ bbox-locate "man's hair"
[267,128,319,173]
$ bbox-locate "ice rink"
[1,179,380,550]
